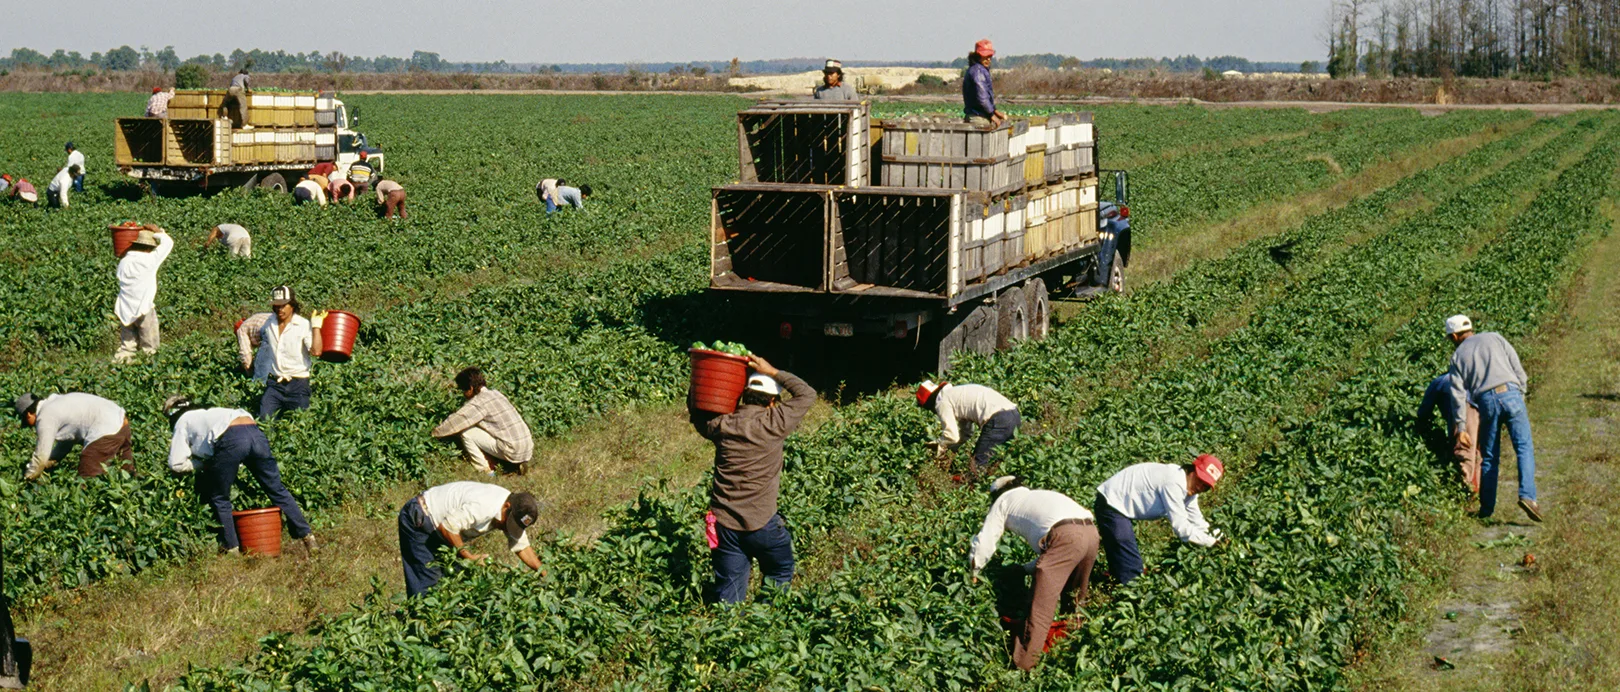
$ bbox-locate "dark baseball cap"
[504,491,541,541]
[13,393,40,421]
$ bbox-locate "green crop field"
[1,93,1611,690]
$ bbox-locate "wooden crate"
[315,110,337,127]
[832,187,966,296]
[1079,203,1101,245]
[1024,188,1050,260]
[739,100,870,187]
[1023,146,1046,186]
[164,118,232,166]
[877,117,1026,195]
[1023,116,1047,155]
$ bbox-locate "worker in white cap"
[1093,455,1226,584]
[1444,314,1540,522]
[968,475,1098,670]
[915,380,1020,480]
[814,59,857,100]
[688,354,816,603]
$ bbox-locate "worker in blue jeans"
[1444,315,1541,522]
[1093,456,1226,584]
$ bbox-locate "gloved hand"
[23,458,46,481]
[311,310,330,329]
[1189,530,1219,547]
[1211,528,1225,542]
[927,442,951,460]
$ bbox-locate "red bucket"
[109,221,143,258]
[318,310,361,363]
[689,349,750,414]
[233,507,283,556]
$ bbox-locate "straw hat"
[129,230,160,249]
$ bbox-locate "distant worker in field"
[256,285,326,420]
[64,141,85,192]
[536,178,591,213]
[0,174,10,197]
[813,59,857,100]
[916,380,1020,480]
[204,223,252,258]
[1093,455,1226,585]
[225,68,252,127]
[292,176,328,206]
[963,39,1006,127]
[15,392,135,480]
[346,151,374,194]
[1444,315,1541,522]
[968,475,1099,671]
[45,165,79,208]
[397,481,542,596]
[430,367,535,476]
[374,177,407,220]
[145,86,174,118]
[1418,371,1481,494]
[163,395,317,556]
[689,355,816,604]
[234,311,273,377]
[4,175,37,204]
[113,224,174,363]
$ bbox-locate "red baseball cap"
[1193,454,1225,487]
[975,39,996,58]
[914,380,945,407]
[153,86,163,93]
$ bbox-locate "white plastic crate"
[250,94,276,108]
[293,95,316,109]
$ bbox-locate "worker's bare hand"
[461,551,489,562]
[1455,431,1472,448]
[747,355,779,377]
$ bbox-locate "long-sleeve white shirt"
[235,312,273,380]
[421,481,531,553]
[1097,463,1217,546]
[259,314,314,381]
[29,393,125,463]
[114,232,175,325]
[968,487,1094,572]
[933,383,1017,445]
[47,167,73,206]
[167,407,253,472]
[66,149,85,171]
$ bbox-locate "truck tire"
[1101,250,1126,294]
[995,286,1028,350]
[258,173,288,193]
[964,303,998,356]
[1025,278,1050,340]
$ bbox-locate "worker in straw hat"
[915,379,1020,481]
[15,391,135,480]
[162,395,317,556]
[1093,455,1227,585]
[1444,314,1541,522]
[963,39,1006,127]
[688,354,815,603]
[813,59,857,100]
[969,475,1099,670]
[112,224,174,363]
[397,481,543,596]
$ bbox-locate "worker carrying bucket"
[916,380,1020,481]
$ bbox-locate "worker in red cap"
[145,86,174,118]
[963,39,1006,127]
[347,151,374,196]
[916,379,1019,480]
[1093,455,1226,584]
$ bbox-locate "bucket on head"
[109,221,143,258]
[318,310,361,362]
[689,349,750,414]
[232,507,283,556]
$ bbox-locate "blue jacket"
[963,63,995,119]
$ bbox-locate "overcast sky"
[2,0,1331,64]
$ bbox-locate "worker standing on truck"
[64,141,85,192]
[163,395,316,556]
[225,68,251,127]
[1445,315,1542,522]
[397,481,542,596]
[256,285,326,420]
[430,367,534,476]
[690,355,815,603]
[204,223,252,258]
[347,151,374,195]
[1418,372,1481,494]
[916,380,1020,480]
[15,392,135,480]
[968,475,1099,671]
[145,86,174,118]
[1093,455,1226,585]
[374,178,407,220]
[813,59,857,100]
[963,40,1006,127]
[113,225,174,363]
[292,177,327,206]
[45,165,78,208]
[234,311,273,377]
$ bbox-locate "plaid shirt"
[431,388,534,462]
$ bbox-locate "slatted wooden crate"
[1024,188,1051,260]
[711,184,835,291]
[832,187,964,296]
[1003,194,1027,267]
[114,118,166,165]
[165,119,232,166]
[231,131,256,163]
[1023,146,1046,186]
[739,100,870,187]
[877,117,1026,195]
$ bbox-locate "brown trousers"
[1454,404,1482,493]
[383,189,407,219]
[1012,521,1099,670]
[79,421,135,477]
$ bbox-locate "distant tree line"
[1326,0,1620,78]
[946,53,1312,73]
[1,46,540,74]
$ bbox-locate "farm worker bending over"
[916,380,1020,479]
[45,165,79,208]
[1418,372,1481,494]
[4,176,36,203]
[963,40,1006,127]
[346,151,374,194]
[430,367,534,476]
[292,177,328,206]
[145,86,174,118]
[15,392,134,480]
[234,312,273,377]
[689,355,815,603]
[813,59,857,100]
[1094,455,1225,585]
[968,476,1099,671]
[374,178,407,220]
[256,285,326,420]
[113,225,174,363]
[1445,315,1541,522]
[397,481,542,596]
[0,174,10,196]
[64,141,84,192]
[307,162,336,179]
[205,223,252,258]
[328,176,354,202]
[536,178,591,213]
[163,396,315,555]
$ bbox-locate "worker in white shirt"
[292,177,328,206]
[163,395,315,555]
[1093,455,1226,585]
[915,380,1020,479]
[64,141,85,192]
[45,165,78,208]
[397,481,542,596]
[234,312,273,378]
[113,225,175,363]
[968,476,1099,671]
[205,223,252,258]
[15,392,134,479]
[257,286,327,420]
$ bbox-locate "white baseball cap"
[1444,314,1473,336]
[745,374,781,396]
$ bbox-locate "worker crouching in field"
[1,174,36,203]
[205,223,252,258]
[430,367,534,476]
[327,176,355,202]
[164,396,316,556]
[1444,314,1542,522]
[16,392,134,480]
[113,225,174,363]
[1093,455,1226,585]
[690,356,815,603]
[1418,371,1481,494]
[256,286,326,420]
[45,164,79,208]
[969,476,1099,670]
[374,178,407,220]
[916,380,1020,481]
[536,178,591,213]
[397,481,542,596]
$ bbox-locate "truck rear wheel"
[1025,278,1050,340]
[996,286,1028,350]
[258,173,288,193]
[1106,250,1126,294]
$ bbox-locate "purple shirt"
[963,62,995,119]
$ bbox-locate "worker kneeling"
[969,476,1098,671]
[916,380,1020,480]
[397,481,541,596]
[1094,455,1226,585]
[430,367,534,476]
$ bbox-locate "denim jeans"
[200,424,312,549]
[711,513,795,603]
[1475,386,1537,516]
[398,497,448,596]
[972,410,1020,472]
[1093,493,1143,584]
[259,378,311,420]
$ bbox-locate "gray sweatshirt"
[30,393,126,464]
[1447,331,1529,430]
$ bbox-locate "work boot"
[301,534,320,557]
[220,546,241,556]
[1518,498,1543,523]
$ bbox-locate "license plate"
[823,322,854,337]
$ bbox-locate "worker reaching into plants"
[112,224,174,363]
[292,177,328,206]
[968,475,1099,671]
[4,176,35,204]
[536,178,591,213]
[1093,455,1226,585]
[689,354,815,604]
[204,223,252,258]
[1418,372,1481,494]
[327,175,354,202]
[15,392,135,480]
[396,481,542,596]
[1444,315,1542,522]
[234,311,272,377]
[430,367,534,476]
[374,177,407,220]
[916,380,1020,481]
[163,395,316,556]
[45,164,79,208]
[962,39,1006,127]
[256,286,326,420]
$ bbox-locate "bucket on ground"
[689,348,751,414]
[108,221,143,258]
[232,507,283,556]
[318,310,361,362]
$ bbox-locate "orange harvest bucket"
[233,507,283,556]
[109,221,143,258]
[318,310,361,363]
[689,349,750,414]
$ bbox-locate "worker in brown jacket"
[689,355,815,603]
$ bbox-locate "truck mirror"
[349,106,361,127]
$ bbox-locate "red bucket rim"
[689,348,749,362]
[232,507,281,518]
[108,221,144,231]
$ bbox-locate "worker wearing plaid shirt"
[431,367,534,475]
